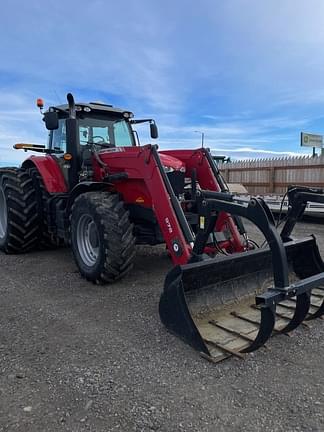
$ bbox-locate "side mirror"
[150,122,159,139]
[44,111,59,130]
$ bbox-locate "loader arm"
[160,149,245,252]
[96,145,194,264]
[97,145,247,265]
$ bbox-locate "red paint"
[96,146,245,262]
[159,153,185,171]
[96,146,192,264]
[24,146,245,265]
[23,155,68,193]
[160,149,245,252]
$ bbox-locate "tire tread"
[71,192,135,284]
[0,168,39,253]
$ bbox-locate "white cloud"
[211,147,309,158]
[0,91,46,166]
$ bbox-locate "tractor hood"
[159,152,185,172]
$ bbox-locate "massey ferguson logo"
[165,217,173,234]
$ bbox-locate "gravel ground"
[1,220,324,432]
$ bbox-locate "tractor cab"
[45,101,136,153]
[41,95,158,188]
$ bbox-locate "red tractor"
[1,93,324,362]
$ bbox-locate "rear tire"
[0,168,39,253]
[70,192,135,284]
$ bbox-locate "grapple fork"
[159,189,324,362]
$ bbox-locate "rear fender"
[22,155,68,193]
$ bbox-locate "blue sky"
[1,0,324,166]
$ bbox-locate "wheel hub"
[0,186,7,240]
[88,222,99,248]
[76,214,100,267]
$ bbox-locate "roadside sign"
[301,132,323,148]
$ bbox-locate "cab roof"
[49,102,133,118]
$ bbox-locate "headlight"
[164,166,175,173]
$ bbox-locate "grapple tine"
[240,305,276,353]
[279,292,311,333]
[307,298,324,320]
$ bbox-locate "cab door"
[49,119,70,186]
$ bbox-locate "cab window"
[113,120,133,147]
[51,119,66,153]
[78,117,134,147]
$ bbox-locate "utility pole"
[194,130,205,147]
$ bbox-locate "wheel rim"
[76,214,100,267]
[0,186,7,240]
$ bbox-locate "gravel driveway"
[1,220,324,432]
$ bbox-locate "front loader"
[1,93,324,363]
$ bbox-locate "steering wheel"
[92,135,107,144]
[91,135,114,148]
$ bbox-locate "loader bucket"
[159,236,324,362]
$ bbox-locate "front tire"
[70,192,135,284]
[0,168,39,253]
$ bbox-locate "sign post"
[301,132,323,157]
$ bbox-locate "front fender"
[67,182,110,213]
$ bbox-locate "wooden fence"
[218,155,324,195]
